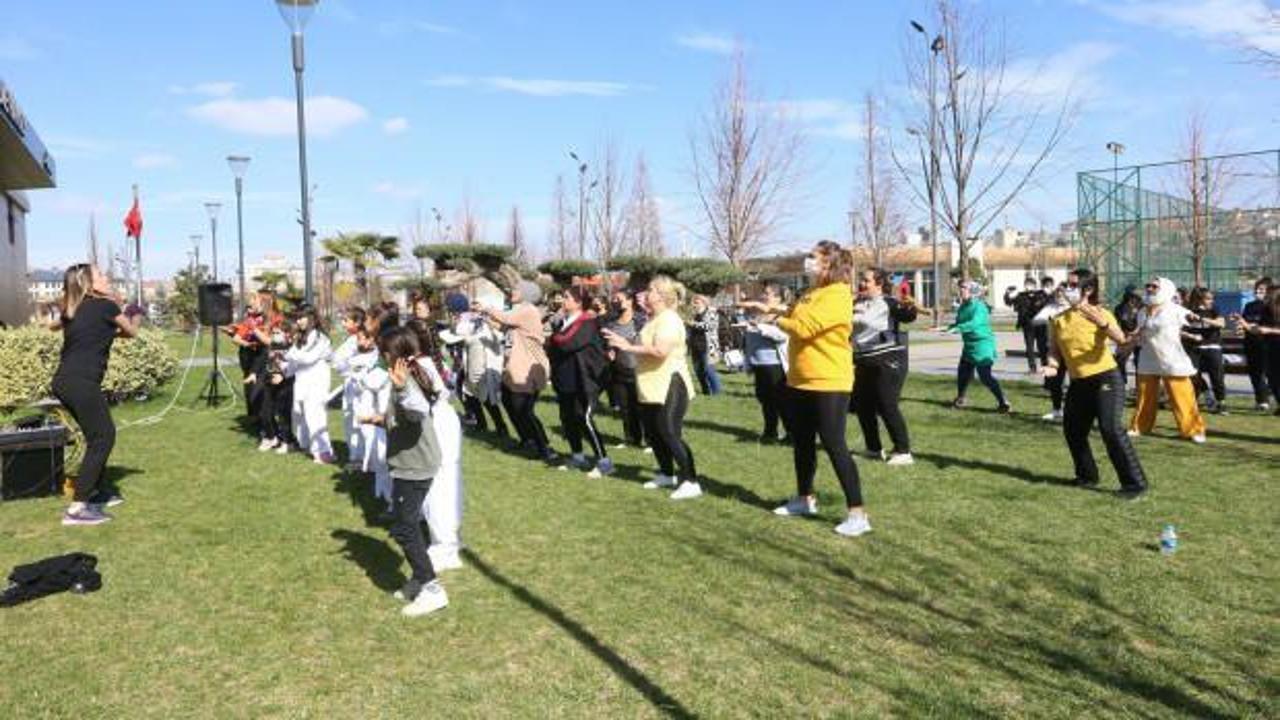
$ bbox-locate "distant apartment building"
[0,77,56,326]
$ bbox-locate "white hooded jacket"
[1134,277,1196,377]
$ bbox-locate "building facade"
[0,77,56,327]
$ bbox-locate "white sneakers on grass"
[886,453,914,467]
[642,474,677,490]
[1190,433,1207,444]
[834,513,872,537]
[1041,410,1063,422]
[669,481,703,500]
[257,438,276,452]
[773,496,818,517]
[401,581,449,618]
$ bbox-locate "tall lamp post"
[277,0,319,304]
[569,151,589,258]
[227,155,251,312]
[912,20,946,326]
[190,234,203,276]
[205,202,222,282]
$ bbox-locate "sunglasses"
[1145,283,1159,291]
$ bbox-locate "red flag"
[124,196,143,239]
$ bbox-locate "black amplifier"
[0,426,67,501]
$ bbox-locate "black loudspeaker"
[0,426,66,501]
[198,283,234,326]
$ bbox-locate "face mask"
[1063,288,1082,306]
[1143,293,1156,306]
[803,257,820,276]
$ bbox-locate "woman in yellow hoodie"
[771,241,870,537]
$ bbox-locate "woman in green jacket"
[948,281,1011,412]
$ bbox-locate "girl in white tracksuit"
[284,305,335,463]
[351,328,393,510]
[331,307,368,467]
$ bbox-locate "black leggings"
[957,359,1007,405]
[51,375,116,503]
[463,395,509,436]
[851,355,911,454]
[260,377,294,444]
[1045,369,1065,411]
[1244,342,1271,405]
[1063,368,1145,490]
[752,364,790,439]
[557,391,608,459]
[790,388,863,508]
[389,477,436,593]
[503,386,550,455]
[609,376,645,447]
[640,375,696,482]
[1192,348,1226,405]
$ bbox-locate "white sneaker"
[1126,429,1141,438]
[834,512,872,537]
[773,496,817,517]
[257,438,277,452]
[401,581,449,617]
[275,443,290,455]
[613,443,629,450]
[669,481,703,500]
[1258,403,1272,412]
[642,447,654,455]
[642,474,677,490]
[886,452,915,466]
[1190,433,1207,444]
[1041,410,1063,422]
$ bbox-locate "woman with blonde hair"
[49,264,140,526]
[604,275,701,499]
[771,241,871,537]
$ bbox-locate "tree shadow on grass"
[464,549,694,719]
[911,450,1078,487]
[330,528,403,592]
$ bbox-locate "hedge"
[0,326,179,410]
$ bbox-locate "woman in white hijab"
[1127,276,1207,443]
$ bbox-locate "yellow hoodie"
[777,283,854,392]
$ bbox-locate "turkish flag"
[124,197,143,239]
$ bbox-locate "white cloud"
[414,21,460,35]
[373,181,423,200]
[1002,41,1119,100]
[382,117,410,135]
[132,153,177,170]
[675,32,738,55]
[1086,0,1280,52]
[427,75,630,97]
[187,96,369,137]
[0,35,37,61]
[168,81,238,97]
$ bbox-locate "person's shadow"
[330,529,403,592]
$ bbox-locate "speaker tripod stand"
[197,324,232,407]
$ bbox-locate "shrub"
[537,260,600,286]
[0,326,179,410]
[418,244,515,271]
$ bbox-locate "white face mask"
[1143,293,1157,306]
[1063,288,1082,306]
[803,256,820,276]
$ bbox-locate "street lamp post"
[277,0,319,304]
[190,234,203,276]
[569,151,589,258]
[227,155,251,312]
[205,203,222,283]
[912,20,946,326]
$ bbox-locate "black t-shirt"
[56,297,121,384]
[1183,308,1222,348]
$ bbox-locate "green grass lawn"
[162,328,230,360]
[0,368,1276,718]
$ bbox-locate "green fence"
[1076,149,1280,302]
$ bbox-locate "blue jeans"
[957,359,1007,405]
[693,351,722,396]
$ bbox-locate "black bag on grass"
[0,552,102,607]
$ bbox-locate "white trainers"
[642,474,677,490]
[1041,410,1063,422]
[1126,429,1141,438]
[401,581,449,617]
[835,512,872,537]
[257,438,277,452]
[1190,433,1207,444]
[275,443,290,455]
[669,481,703,500]
[642,447,654,455]
[773,496,817,517]
[886,452,915,466]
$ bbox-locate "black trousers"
[640,375,696,482]
[503,386,550,455]
[238,345,266,421]
[463,394,509,436]
[1244,341,1271,405]
[851,355,911,454]
[260,378,294,444]
[557,391,608,459]
[751,364,790,439]
[957,359,1007,405]
[1063,368,1146,490]
[609,375,645,447]
[1193,348,1226,405]
[51,375,117,503]
[1019,325,1042,370]
[1267,341,1280,406]
[790,388,863,508]
[389,477,436,594]
[1045,369,1065,411]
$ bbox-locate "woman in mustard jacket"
[770,241,870,537]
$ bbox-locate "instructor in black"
[50,264,140,526]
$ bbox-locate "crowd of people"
[42,252,1280,619]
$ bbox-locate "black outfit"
[1241,298,1272,405]
[1113,298,1143,384]
[1259,305,1280,406]
[640,373,697,481]
[1063,368,1146,490]
[1183,309,1226,407]
[1004,288,1049,370]
[547,314,610,461]
[851,296,917,455]
[51,297,121,503]
[389,477,436,598]
[752,363,789,440]
[259,333,295,446]
[502,386,551,456]
[791,389,863,507]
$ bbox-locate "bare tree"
[591,137,628,267]
[456,194,483,245]
[1174,109,1236,288]
[624,153,665,257]
[689,48,807,268]
[852,92,906,267]
[1241,8,1280,73]
[549,175,573,260]
[893,0,1074,283]
[507,205,528,267]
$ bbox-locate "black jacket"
[1,553,101,607]
[1003,288,1048,330]
[547,314,609,396]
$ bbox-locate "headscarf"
[516,280,542,305]
[444,292,470,314]
[1148,277,1177,306]
[962,280,985,298]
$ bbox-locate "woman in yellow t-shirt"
[770,241,871,538]
[604,276,701,500]
[1042,268,1147,498]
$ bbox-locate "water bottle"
[1160,524,1178,556]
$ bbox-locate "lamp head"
[205,202,222,221]
[276,0,318,33]
[227,155,251,179]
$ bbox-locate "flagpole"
[132,185,143,308]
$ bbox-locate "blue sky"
[3,0,1278,279]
